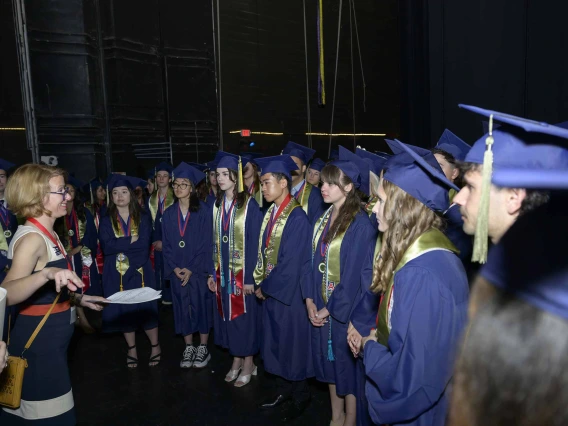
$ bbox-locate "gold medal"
[222,235,229,243]
[68,229,74,237]
[4,230,11,238]
[179,241,186,248]
[318,262,326,273]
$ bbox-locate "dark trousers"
[275,376,310,403]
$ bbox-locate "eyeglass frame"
[47,186,72,199]
[172,182,193,190]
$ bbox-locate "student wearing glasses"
[1,164,107,425]
[161,163,213,369]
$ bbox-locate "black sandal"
[149,343,161,367]
[127,345,138,368]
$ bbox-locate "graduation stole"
[364,196,378,217]
[111,214,144,291]
[311,206,353,303]
[248,182,263,208]
[375,228,458,347]
[448,188,458,204]
[295,180,313,215]
[0,222,8,253]
[253,196,300,285]
[212,195,251,320]
[148,187,175,223]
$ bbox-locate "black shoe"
[258,394,290,410]
[281,399,310,423]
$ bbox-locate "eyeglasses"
[172,183,191,190]
[48,187,71,199]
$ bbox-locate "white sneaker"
[180,345,197,368]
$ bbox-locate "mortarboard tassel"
[90,185,94,206]
[106,184,109,206]
[471,114,494,263]
[237,156,244,193]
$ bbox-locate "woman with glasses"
[161,163,213,368]
[1,164,107,425]
[99,174,161,368]
[54,177,100,331]
[207,152,262,387]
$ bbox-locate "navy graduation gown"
[364,250,469,426]
[305,210,376,396]
[212,198,263,356]
[444,204,473,267]
[99,212,158,333]
[259,206,314,381]
[304,185,328,225]
[162,201,213,336]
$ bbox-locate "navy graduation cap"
[383,140,459,213]
[308,158,326,172]
[256,155,298,181]
[0,158,15,173]
[337,146,366,192]
[214,151,249,171]
[282,141,316,165]
[154,162,173,176]
[435,129,471,161]
[172,162,207,185]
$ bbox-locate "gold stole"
[297,181,313,215]
[111,215,143,291]
[213,196,249,284]
[449,188,458,204]
[376,228,458,347]
[253,185,263,208]
[311,207,353,302]
[253,198,300,285]
[148,188,175,222]
[364,196,378,217]
[62,211,92,259]
[0,222,8,252]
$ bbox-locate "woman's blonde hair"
[370,179,444,294]
[5,164,66,218]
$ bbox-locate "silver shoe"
[234,366,258,387]
[224,367,242,382]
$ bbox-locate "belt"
[19,300,71,316]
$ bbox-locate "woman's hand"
[207,276,216,292]
[0,341,7,374]
[244,284,255,296]
[311,307,329,327]
[68,246,82,257]
[255,287,266,300]
[360,329,378,353]
[347,321,363,357]
[306,298,318,326]
[42,267,83,292]
[79,294,109,311]
[178,268,192,286]
[131,235,139,244]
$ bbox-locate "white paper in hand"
[106,287,162,304]
[0,287,6,341]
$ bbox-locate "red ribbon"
[178,205,190,239]
[293,181,306,201]
[265,194,292,249]
[117,214,131,236]
[27,218,72,272]
[222,198,236,232]
[65,209,80,249]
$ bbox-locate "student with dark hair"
[100,175,160,368]
[254,155,313,422]
[207,152,262,384]
[304,160,376,426]
[162,162,213,369]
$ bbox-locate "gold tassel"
[90,184,94,206]
[106,184,109,206]
[471,114,494,263]
[238,157,244,193]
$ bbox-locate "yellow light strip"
[230,130,386,137]
[0,127,26,131]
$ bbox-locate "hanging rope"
[350,0,356,149]
[302,0,313,148]
[317,0,326,106]
[351,0,367,112]
[328,0,343,159]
